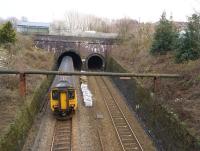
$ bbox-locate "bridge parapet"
[34,33,118,42]
[34,34,115,57]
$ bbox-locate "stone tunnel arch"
[57,50,82,70]
[86,53,105,70]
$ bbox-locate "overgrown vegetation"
[112,11,200,146]
[150,12,178,54]
[107,58,200,151]
[0,21,16,46]
[175,13,200,63]
[150,12,200,63]
[51,11,115,34]
[0,34,54,140]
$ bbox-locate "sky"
[0,0,199,23]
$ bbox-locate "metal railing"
[0,70,181,78]
[0,69,182,97]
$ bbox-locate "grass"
[0,34,54,138]
[113,23,200,138]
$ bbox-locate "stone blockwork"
[34,34,116,59]
[106,57,200,151]
[34,34,118,70]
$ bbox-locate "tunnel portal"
[57,50,82,70]
[86,53,105,70]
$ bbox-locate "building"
[16,21,50,35]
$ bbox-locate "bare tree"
[7,17,19,28]
[64,11,83,32]
[50,20,67,35]
[115,17,138,40]
[21,16,28,22]
[64,11,112,33]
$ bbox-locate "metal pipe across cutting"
[0,70,182,78]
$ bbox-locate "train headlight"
[53,105,59,108]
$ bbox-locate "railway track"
[96,77,144,151]
[50,119,72,151]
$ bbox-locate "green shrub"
[175,13,200,63]
[0,21,16,45]
[150,12,178,54]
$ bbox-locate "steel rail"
[0,70,181,78]
[97,128,105,151]
[50,119,72,151]
[97,76,144,151]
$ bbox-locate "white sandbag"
[81,83,93,107]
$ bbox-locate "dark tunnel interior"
[87,55,104,70]
[57,51,82,70]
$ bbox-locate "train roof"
[54,80,73,88]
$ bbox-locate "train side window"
[52,90,59,100]
[68,90,75,99]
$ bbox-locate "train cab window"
[68,89,75,99]
[52,90,59,100]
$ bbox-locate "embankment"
[106,57,200,151]
[0,75,54,151]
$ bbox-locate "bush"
[175,13,200,63]
[150,12,178,54]
[0,21,16,45]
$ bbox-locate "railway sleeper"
[121,134,134,138]
[54,137,70,141]
[108,104,118,107]
[53,138,70,143]
[117,127,130,131]
[121,134,133,137]
[118,131,131,135]
[112,113,123,116]
[54,132,70,135]
[107,103,116,106]
[112,115,122,118]
[52,147,71,151]
[121,136,134,140]
[124,142,137,145]
[116,125,127,128]
[114,123,127,126]
[113,117,124,121]
[110,111,121,114]
[119,132,132,135]
[125,147,139,151]
[56,131,71,134]
[120,134,133,137]
[53,142,70,147]
[114,121,126,125]
[113,119,124,122]
[57,127,71,131]
[54,136,71,140]
[112,115,123,118]
[121,138,135,143]
[111,112,122,115]
[108,104,117,107]
[111,112,121,114]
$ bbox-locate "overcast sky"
[0,0,199,23]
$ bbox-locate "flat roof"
[55,80,73,88]
[17,21,50,28]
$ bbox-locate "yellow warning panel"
[60,92,67,110]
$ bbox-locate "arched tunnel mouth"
[86,54,104,70]
[57,50,82,70]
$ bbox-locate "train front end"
[50,81,77,118]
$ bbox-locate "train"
[50,56,78,119]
